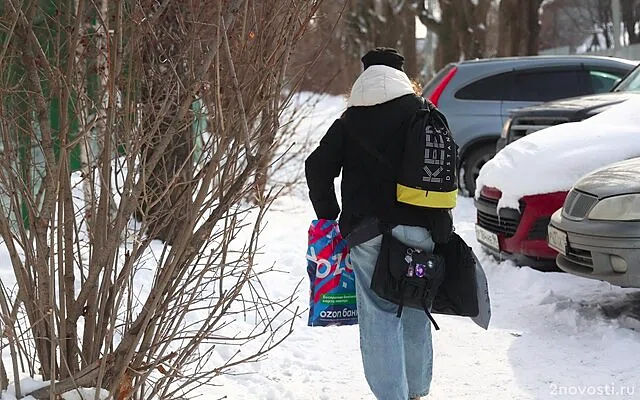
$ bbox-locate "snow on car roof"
[475,97,640,210]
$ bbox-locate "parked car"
[549,157,640,287]
[475,186,566,268]
[497,61,640,152]
[422,55,636,194]
[474,98,640,268]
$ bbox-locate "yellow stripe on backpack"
[397,183,458,209]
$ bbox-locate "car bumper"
[476,189,566,262]
[479,244,560,271]
[496,137,507,152]
[550,209,640,288]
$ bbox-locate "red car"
[474,186,567,269]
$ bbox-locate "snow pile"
[475,97,640,210]
[1,378,108,400]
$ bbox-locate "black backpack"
[345,97,458,210]
[396,98,458,209]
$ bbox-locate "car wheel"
[461,143,496,196]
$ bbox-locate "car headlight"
[588,194,640,221]
[500,118,512,139]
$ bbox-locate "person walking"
[305,48,454,400]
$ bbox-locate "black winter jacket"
[305,66,453,243]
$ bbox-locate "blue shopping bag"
[306,219,358,326]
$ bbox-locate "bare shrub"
[0,0,325,398]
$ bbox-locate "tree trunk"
[461,0,492,60]
[403,5,418,79]
[621,0,640,44]
[376,2,403,48]
[435,2,461,71]
[418,0,491,72]
[137,3,194,244]
[344,0,410,73]
[497,0,543,57]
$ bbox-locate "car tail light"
[480,186,502,200]
[428,66,457,107]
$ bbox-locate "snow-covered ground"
[205,94,640,399]
[3,93,640,400]
[208,194,640,400]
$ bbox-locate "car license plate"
[547,225,567,254]
[475,225,499,251]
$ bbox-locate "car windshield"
[613,65,640,92]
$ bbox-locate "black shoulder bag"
[370,223,446,330]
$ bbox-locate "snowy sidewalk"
[209,195,640,400]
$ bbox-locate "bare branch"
[0,0,331,398]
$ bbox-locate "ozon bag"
[306,219,358,326]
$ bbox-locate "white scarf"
[347,65,415,107]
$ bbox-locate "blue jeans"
[350,225,434,400]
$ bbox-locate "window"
[614,65,640,92]
[588,70,622,93]
[454,73,512,101]
[423,63,457,97]
[507,69,586,102]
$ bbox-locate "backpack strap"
[418,96,429,109]
[422,299,441,330]
[346,217,381,248]
[395,276,441,330]
[423,97,451,131]
[378,221,393,234]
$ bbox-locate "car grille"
[562,189,598,219]
[565,246,594,268]
[528,217,551,240]
[476,195,521,237]
[508,116,569,143]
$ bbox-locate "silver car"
[548,157,640,287]
[423,55,637,195]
